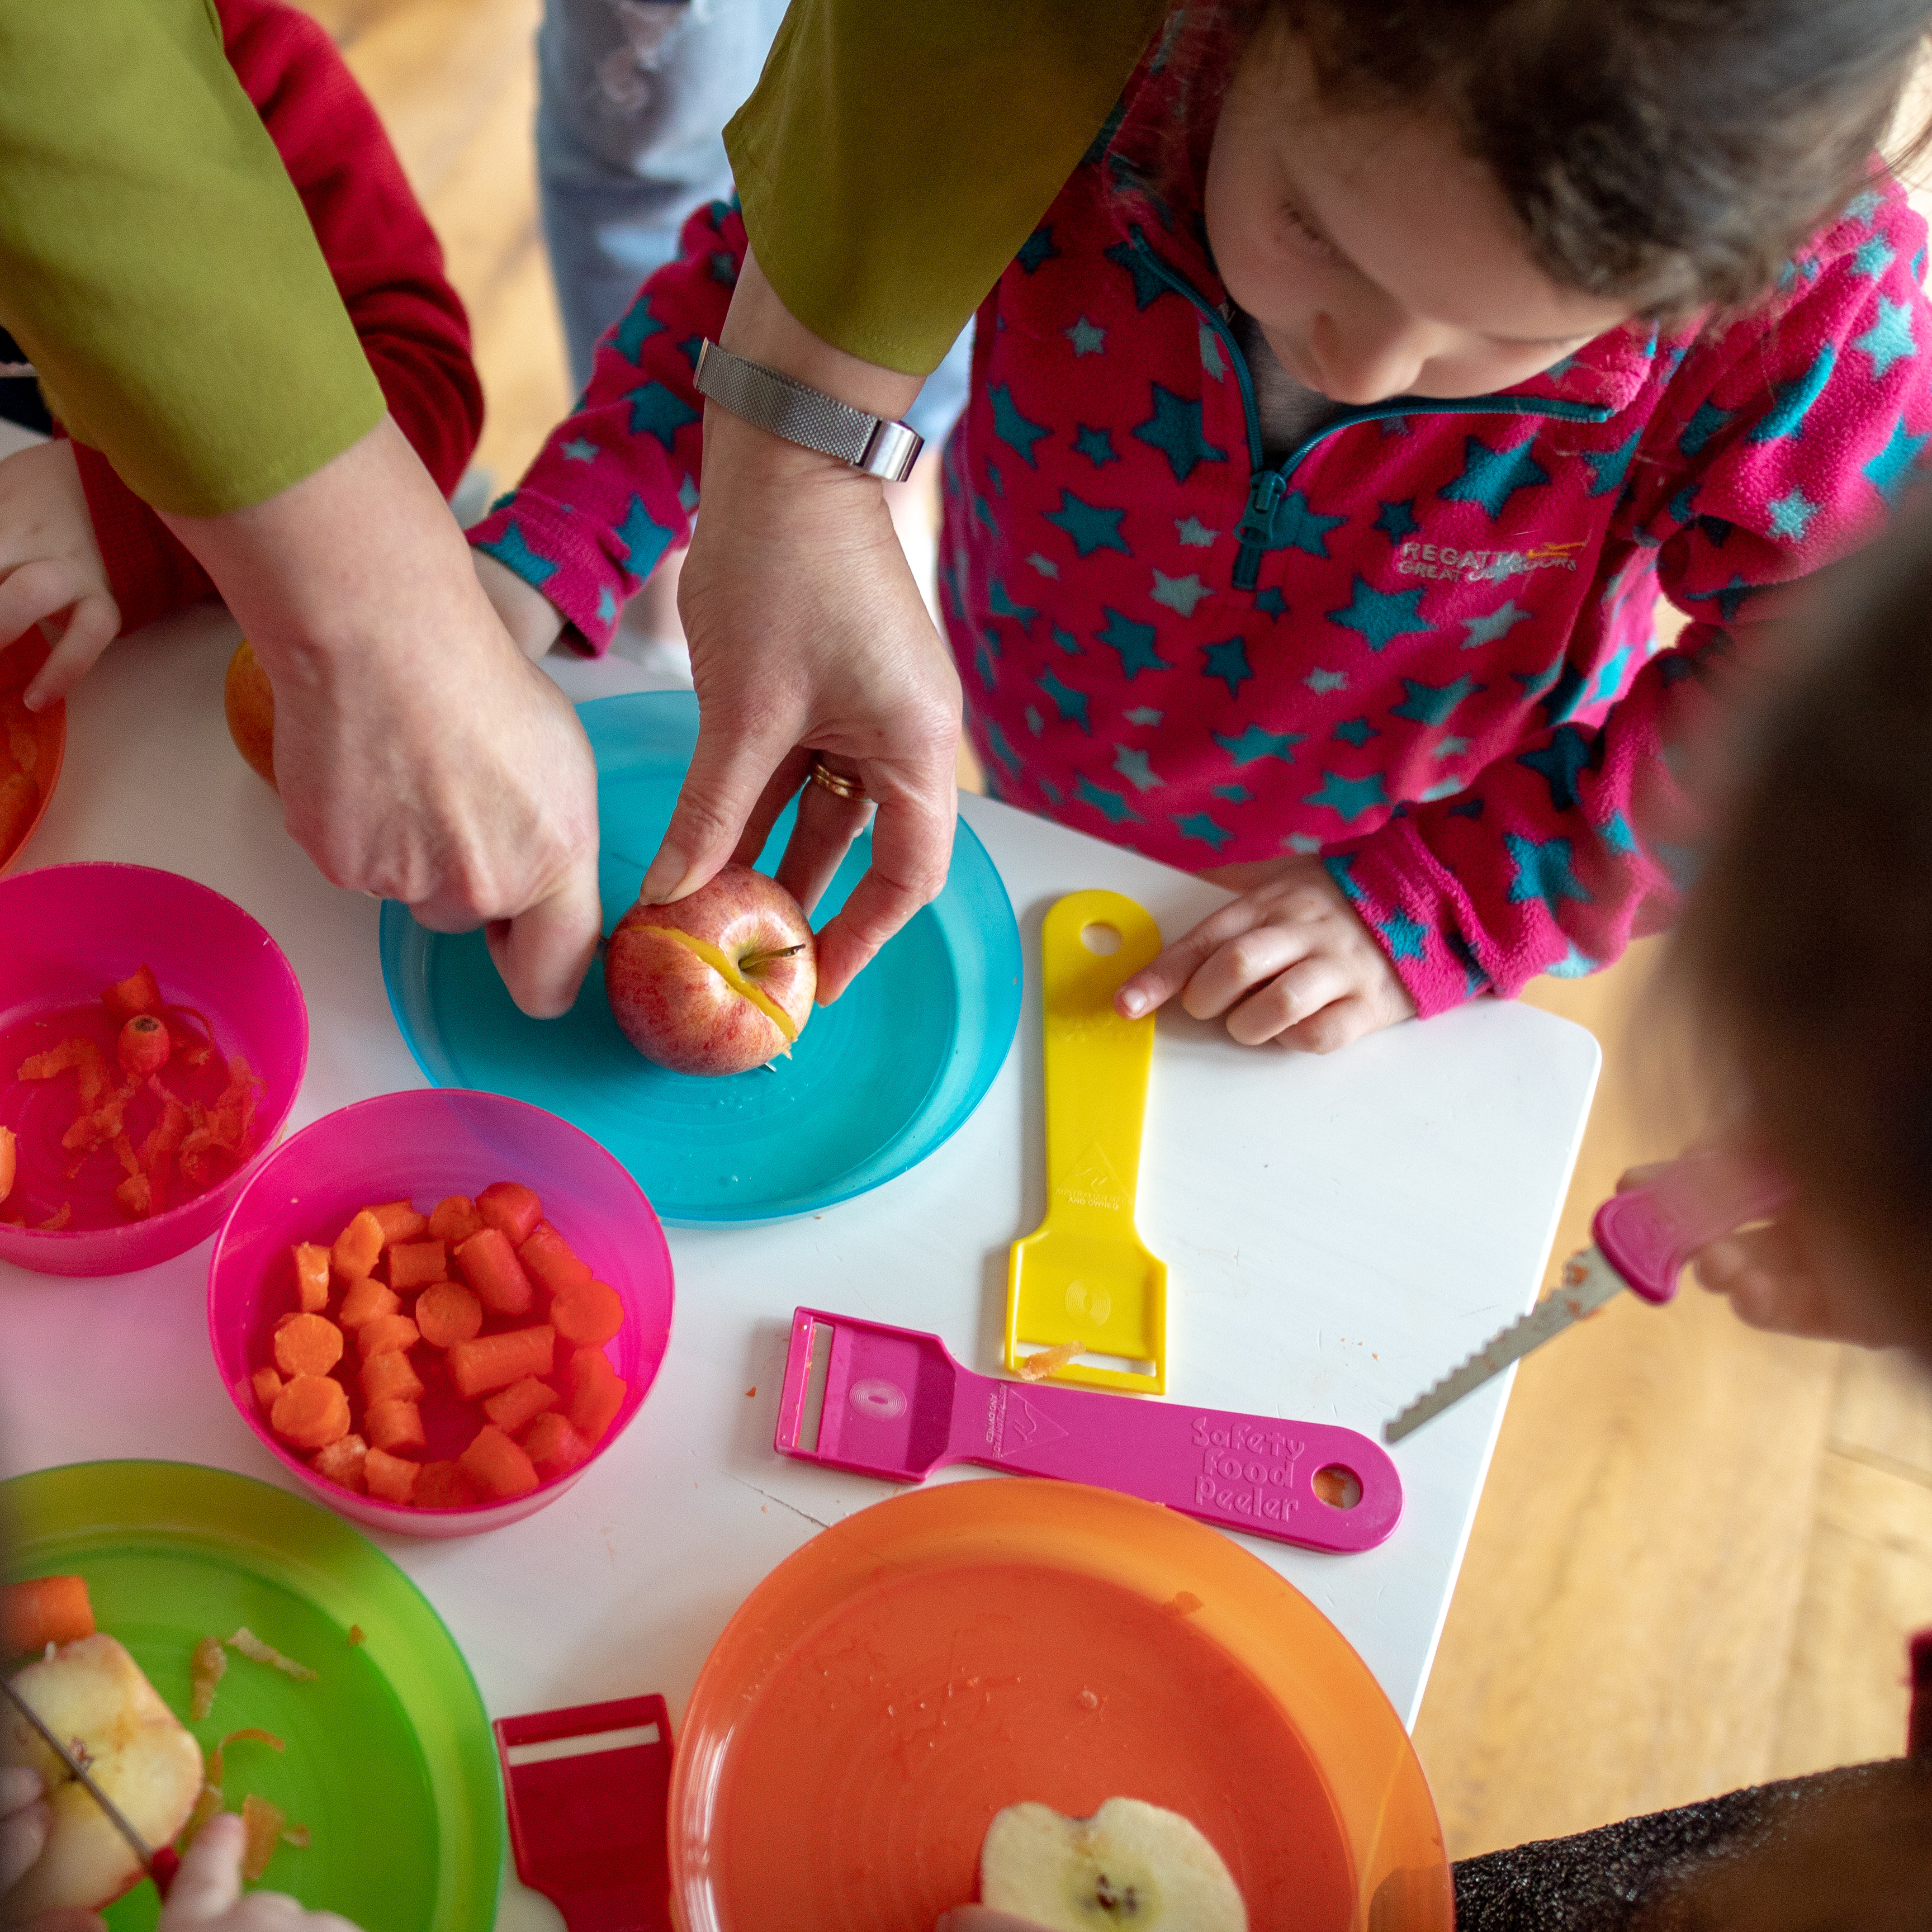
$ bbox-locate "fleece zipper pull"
[1234,470,1285,591]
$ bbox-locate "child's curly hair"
[1272,0,1932,317]
[1674,494,1932,1321]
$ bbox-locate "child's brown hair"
[1674,494,1932,1326]
[1269,0,1932,316]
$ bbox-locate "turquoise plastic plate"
[2,1460,501,1931]
[380,692,1022,1224]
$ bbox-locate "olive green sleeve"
[723,0,1168,377]
[0,0,384,517]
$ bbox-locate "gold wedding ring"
[807,755,869,803]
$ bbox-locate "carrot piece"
[311,1434,368,1494]
[454,1228,534,1318]
[363,1447,420,1505]
[561,1346,627,1443]
[338,1278,400,1330]
[475,1180,542,1246]
[387,1240,447,1293]
[250,1365,284,1413]
[447,1325,555,1402]
[365,1199,430,1246]
[0,773,37,858]
[102,965,164,1022]
[517,1223,591,1299]
[366,1399,427,1455]
[414,1282,482,1350]
[551,1280,624,1349]
[457,1423,539,1501]
[428,1195,484,1246]
[359,1349,425,1407]
[358,1313,420,1360]
[522,1411,592,1480]
[0,1124,14,1206]
[482,1376,557,1434]
[2,1575,95,1655]
[116,1014,171,1079]
[272,1313,344,1380]
[292,1243,330,1314]
[414,1460,479,1509]
[270,1375,350,1451]
[332,1209,383,1283]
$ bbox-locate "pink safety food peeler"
[1385,1152,1791,1442]
[774,1306,1402,1553]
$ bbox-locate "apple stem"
[740,943,807,970]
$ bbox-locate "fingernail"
[21,684,44,712]
[637,848,687,905]
[1118,988,1149,1017]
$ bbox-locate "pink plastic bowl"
[207,1087,675,1538]
[0,863,308,1276]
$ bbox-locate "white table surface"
[0,583,1598,1927]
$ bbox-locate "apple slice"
[2,1633,204,1918]
[978,1797,1247,1931]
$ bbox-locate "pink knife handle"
[1591,1154,1792,1304]
[955,1375,1402,1553]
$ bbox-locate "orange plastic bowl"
[0,635,67,874]
[669,1479,1451,1932]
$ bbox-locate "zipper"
[1125,230,1617,593]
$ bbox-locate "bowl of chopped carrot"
[0,862,307,1276]
[206,1086,674,1537]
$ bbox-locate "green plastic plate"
[2,1461,502,1931]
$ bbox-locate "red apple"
[605,863,816,1076]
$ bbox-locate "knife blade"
[1384,1154,1791,1445]
[2,1677,179,1896]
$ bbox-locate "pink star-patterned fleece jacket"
[471,31,1932,1016]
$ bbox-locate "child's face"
[1204,29,1633,405]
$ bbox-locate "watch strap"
[693,339,924,482]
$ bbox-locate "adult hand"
[157,1813,361,1930]
[0,439,119,711]
[161,416,603,1019]
[660,252,961,1002]
[1115,855,1417,1053]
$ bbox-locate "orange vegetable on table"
[332,1209,383,1284]
[414,1282,481,1349]
[448,1325,555,1402]
[482,1376,556,1435]
[270,1375,349,1451]
[518,1222,590,1298]
[272,1313,343,1380]
[474,1181,542,1246]
[552,1280,624,1349]
[458,1424,538,1501]
[455,1228,534,1318]
[2,1574,95,1656]
[388,1239,446,1292]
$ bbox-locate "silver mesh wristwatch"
[693,339,924,482]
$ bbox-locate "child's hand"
[1115,855,1417,1053]
[0,440,119,710]
[1,1764,107,1931]
[472,548,564,661]
[1618,1162,1914,1347]
[158,1812,362,1930]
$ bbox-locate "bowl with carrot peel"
[0,863,307,1276]
[207,1087,674,1538]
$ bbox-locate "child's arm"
[45,0,483,692]
[1284,192,1932,1022]
[466,198,742,656]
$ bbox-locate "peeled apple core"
[978,1797,1248,1931]
[657,929,801,1048]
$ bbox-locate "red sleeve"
[80,0,484,633]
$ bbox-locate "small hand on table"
[1115,855,1415,1053]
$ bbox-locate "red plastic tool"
[493,1694,674,1931]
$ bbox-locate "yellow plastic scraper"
[1006,889,1168,1395]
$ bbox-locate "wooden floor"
[307,0,1932,1859]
